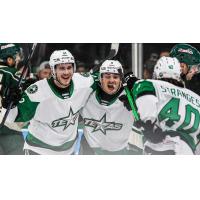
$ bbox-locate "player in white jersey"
[80,60,142,154]
[1,49,95,155]
[133,56,200,154]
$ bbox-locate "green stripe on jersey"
[132,80,156,100]
[15,93,39,122]
[26,133,77,151]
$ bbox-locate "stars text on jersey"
[51,107,79,131]
[84,113,122,135]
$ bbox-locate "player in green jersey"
[0,43,25,154]
[170,43,200,95]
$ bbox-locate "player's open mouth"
[108,84,115,90]
[62,76,70,81]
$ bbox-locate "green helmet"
[0,43,23,61]
[170,44,200,67]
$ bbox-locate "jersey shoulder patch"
[27,84,38,94]
[132,80,156,100]
[25,79,50,102]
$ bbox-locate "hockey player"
[0,43,25,154]
[1,49,96,155]
[0,43,24,95]
[133,56,200,154]
[80,60,142,155]
[170,43,200,95]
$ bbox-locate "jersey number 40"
[158,97,200,135]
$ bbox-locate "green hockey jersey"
[0,65,20,95]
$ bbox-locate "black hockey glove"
[124,72,139,90]
[2,86,22,109]
[134,120,166,143]
[118,95,131,111]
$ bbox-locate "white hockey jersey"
[81,90,135,153]
[133,79,200,153]
[4,73,95,154]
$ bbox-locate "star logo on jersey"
[27,84,38,94]
[84,114,123,135]
[51,107,79,131]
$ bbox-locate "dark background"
[20,43,200,73]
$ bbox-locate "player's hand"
[124,72,139,90]
[118,95,131,111]
[1,87,22,109]
[134,120,166,143]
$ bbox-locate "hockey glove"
[134,120,166,143]
[124,72,139,90]
[118,95,132,111]
[2,86,22,109]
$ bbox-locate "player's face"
[101,73,121,95]
[180,63,189,75]
[6,53,21,68]
[54,63,73,88]
[6,57,15,67]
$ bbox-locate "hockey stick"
[0,43,37,127]
[118,69,140,121]
[90,43,119,73]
